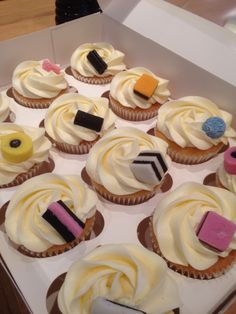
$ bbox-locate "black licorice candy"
[87,49,108,74]
[74,110,104,132]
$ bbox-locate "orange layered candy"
[134,74,158,99]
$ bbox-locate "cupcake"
[70,42,126,84]
[0,123,54,188]
[216,146,236,194]
[151,182,236,279]
[44,93,117,154]
[86,127,171,205]
[155,96,236,164]
[12,59,68,108]
[4,173,98,257]
[109,67,170,121]
[58,244,181,314]
[0,93,14,122]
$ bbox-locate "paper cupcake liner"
[0,158,55,189]
[44,132,98,156]
[154,129,225,165]
[149,218,236,279]
[12,87,69,109]
[71,68,112,85]
[2,111,15,123]
[92,180,162,205]
[18,214,96,258]
[215,171,231,192]
[53,138,99,154]
[215,171,224,188]
[109,94,160,121]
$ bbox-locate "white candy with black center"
[130,150,168,185]
[91,297,146,314]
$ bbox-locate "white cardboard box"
[0,1,236,314]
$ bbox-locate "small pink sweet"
[224,146,236,175]
[42,59,61,74]
[197,211,236,252]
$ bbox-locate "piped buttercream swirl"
[86,127,170,195]
[156,96,236,149]
[44,93,117,144]
[58,244,181,314]
[70,43,126,77]
[12,60,68,99]
[110,67,170,109]
[0,123,52,185]
[152,182,236,270]
[5,173,97,252]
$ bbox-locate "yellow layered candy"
[1,132,33,163]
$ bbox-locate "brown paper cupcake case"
[215,171,228,190]
[92,180,162,205]
[12,87,69,109]
[3,111,15,123]
[71,68,112,84]
[53,139,98,154]
[149,218,236,279]
[154,129,226,165]
[109,94,160,121]
[39,120,99,155]
[0,158,55,189]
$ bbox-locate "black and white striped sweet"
[130,150,168,185]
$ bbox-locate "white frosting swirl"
[110,67,170,109]
[0,123,52,185]
[5,173,97,252]
[58,244,181,314]
[217,163,236,194]
[70,43,126,77]
[44,93,117,144]
[152,182,236,270]
[86,127,170,195]
[12,60,68,99]
[156,96,236,149]
[0,93,11,122]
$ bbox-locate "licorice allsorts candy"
[130,150,168,185]
[91,297,146,314]
[202,116,226,139]
[196,211,236,252]
[74,110,104,132]
[87,50,108,74]
[42,59,61,74]
[42,200,84,242]
[133,74,158,100]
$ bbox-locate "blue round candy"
[202,117,226,139]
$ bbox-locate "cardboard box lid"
[100,0,236,86]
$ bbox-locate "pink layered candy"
[197,211,236,252]
[42,59,61,74]
[224,146,236,175]
[48,202,83,238]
